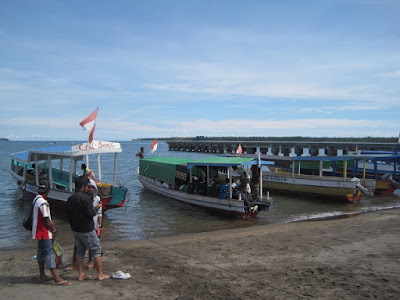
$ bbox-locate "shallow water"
[1,140,399,251]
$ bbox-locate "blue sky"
[0,0,399,141]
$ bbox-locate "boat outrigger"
[137,156,274,219]
[10,140,128,210]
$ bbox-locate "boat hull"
[262,172,372,202]
[138,174,268,219]
[16,180,126,210]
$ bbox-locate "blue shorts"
[73,230,102,259]
[37,239,56,270]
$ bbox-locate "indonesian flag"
[236,144,243,154]
[150,139,158,153]
[79,108,98,143]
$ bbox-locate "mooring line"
[136,233,309,300]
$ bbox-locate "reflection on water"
[1,140,400,251]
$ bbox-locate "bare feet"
[98,273,110,281]
[78,274,92,281]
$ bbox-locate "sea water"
[1,140,400,252]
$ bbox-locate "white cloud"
[375,70,400,79]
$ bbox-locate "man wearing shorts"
[67,176,109,281]
[33,179,69,285]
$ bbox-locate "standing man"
[250,165,259,200]
[136,147,145,159]
[32,179,69,285]
[87,178,102,269]
[67,176,109,281]
[81,163,95,179]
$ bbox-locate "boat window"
[10,159,15,172]
[11,159,25,176]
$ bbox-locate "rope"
[122,166,307,297]
[135,232,309,300]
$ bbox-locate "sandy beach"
[1,208,399,299]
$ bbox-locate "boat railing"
[265,170,362,182]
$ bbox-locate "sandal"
[63,265,75,271]
[111,271,131,279]
[53,280,70,286]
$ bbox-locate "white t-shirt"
[32,195,53,240]
[92,195,102,230]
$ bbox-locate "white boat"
[137,156,274,219]
[262,156,375,202]
[10,140,128,210]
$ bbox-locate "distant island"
[0,138,9,141]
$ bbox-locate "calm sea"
[1,140,400,252]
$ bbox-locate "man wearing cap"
[67,176,109,281]
[32,179,69,285]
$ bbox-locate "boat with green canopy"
[137,156,274,219]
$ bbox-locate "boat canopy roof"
[141,156,193,165]
[186,156,274,169]
[11,141,122,163]
[370,154,400,162]
[292,154,400,162]
[11,151,30,163]
[139,156,274,185]
[139,156,193,185]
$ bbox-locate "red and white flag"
[355,145,359,154]
[150,139,158,153]
[79,108,98,143]
[236,144,243,154]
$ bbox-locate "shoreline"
[1,208,399,299]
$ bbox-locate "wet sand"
[1,209,399,299]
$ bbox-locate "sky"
[0,0,399,141]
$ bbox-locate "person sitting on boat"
[218,178,230,199]
[250,165,260,200]
[196,175,207,196]
[161,181,170,189]
[210,175,221,197]
[234,188,252,207]
[81,164,95,180]
[231,178,238,190]
[27,164,46,181]
[238,173,251,195]
[233,186,258,212]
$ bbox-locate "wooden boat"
[262,156,376,202]
[322,154,400,194]
[137,156,274,219]
[10,140,128,210]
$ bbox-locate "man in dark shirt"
[136,147,145,159]
[67,176,109,281]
